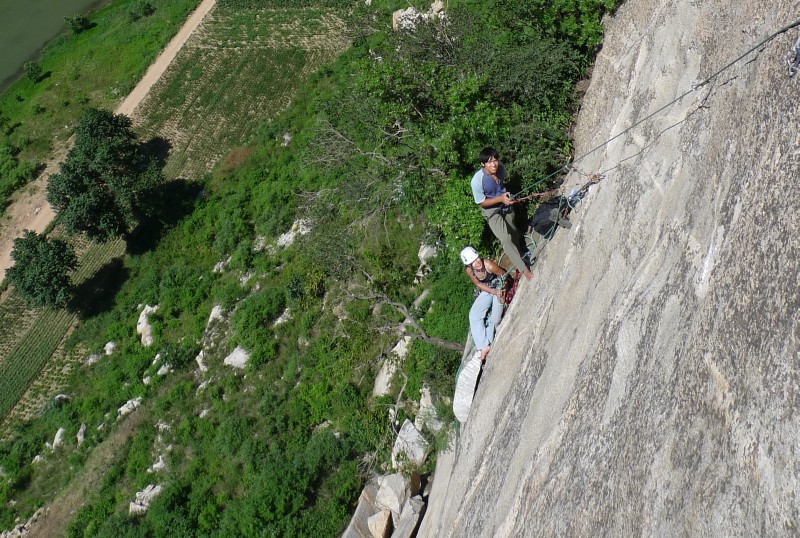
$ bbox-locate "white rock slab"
[375,473,409,519]
[147,455,167,473]
[77,423,87,446]
[373,337,411,397]
[195,350,208,372]
[129,484,163,515]
[118,397,143,418]
[391,420,429,470]
[136,305,159,347]
[393,495,425,538]
[367,509,393,538]
[223,346,250,369]
[414,384,443,433]
[52,428,66,450]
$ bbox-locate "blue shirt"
[470,163,507,208]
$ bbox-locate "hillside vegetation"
[0,0,618,535]
[0,0,200,214]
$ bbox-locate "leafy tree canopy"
[46,109,165,241]
[6,231,77,307]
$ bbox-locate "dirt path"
[0,0,217,283]
[26,410,146,538]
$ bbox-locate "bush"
[65,14,91,34]
[22,62,42,83]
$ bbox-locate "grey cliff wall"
[420,0,800,536]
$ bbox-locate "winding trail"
[0,0,217,282]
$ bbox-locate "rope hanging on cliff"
[510,15,800,200]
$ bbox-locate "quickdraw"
[788,31,800,77]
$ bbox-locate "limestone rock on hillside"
[420,0,800,536]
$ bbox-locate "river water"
[0,0,105,91]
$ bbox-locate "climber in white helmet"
[460,246,506,361]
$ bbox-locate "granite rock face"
[420,1,800,536]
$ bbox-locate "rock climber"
[470,147,533,281]
[461,246,506,362]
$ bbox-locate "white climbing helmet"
[460,246,480,265]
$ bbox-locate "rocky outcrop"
[51,428,65,450]
[223,346,249,369]
[136,305,158,347]
[76,423,86,446]
[129,484,163,515]
[391,420,428,470]
[373,337,411,397]
[420,0,800,536]
[117,397,142,418]
[0,507,44,538]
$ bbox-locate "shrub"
[23,62,42,83]
[65,14,91,34]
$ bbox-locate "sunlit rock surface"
[420,0,800,535]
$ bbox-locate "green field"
[135,5,349,180]
[0,0,200,160]
[0,237,125,429]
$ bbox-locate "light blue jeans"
[469,291,502,351]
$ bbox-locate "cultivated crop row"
[0,292,37,364]
[0,307,76,419]
[135,6,349,181]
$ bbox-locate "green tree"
[22,61,42,83]
[46,109,165,241]
[6,231,77,307]
[64,14,91,34]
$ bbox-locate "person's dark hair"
[479,147,500,164]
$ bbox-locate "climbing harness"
[788,31,800,77]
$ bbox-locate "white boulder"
[208,305,225,325]
[375,473,409,520]
[52,428,66,450]
[276,219,310,248]
[136,305,159,347]
[367,509,393,538]
[393,496,425,538]
[104,341,116,355]
[118,397,143,418]
[391,420,429,470]
[224,346,250,369]
[373,337,411,397]
[77,423,87,446]
[414,384,443,433]
[147,455,167,473]
[195,350,208,372]
[129,484,163,515]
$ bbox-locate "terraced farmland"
[135,5,350,180]
[0,238,125,432]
